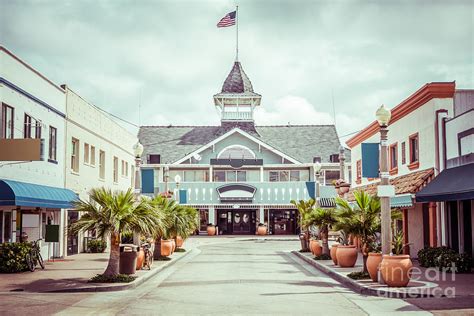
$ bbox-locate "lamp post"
[313,161,322,206]
[132,141,144,246]
[376,105,392,256]
[174,174,181,203]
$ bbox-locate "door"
[232,211,252,234]
[67,211,79,256]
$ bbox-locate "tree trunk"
[103,232,120,276]
[303,230,310,251]
[153,237,162,259]
[321,226,330,255]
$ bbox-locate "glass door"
[232,211,252,234]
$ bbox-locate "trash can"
[119,244,138,275]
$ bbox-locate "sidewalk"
[293,250,474,299]
[0,247,192,293]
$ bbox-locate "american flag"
[217,11,236,28]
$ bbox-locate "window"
[290,170,300,181]
[1,103,14,139]
[267,170,307,182]
[269,171,279,182]
[131,165,135,187]
[279,171,289,181]
[71,138,80,172]
[148,154,161,164]
[90,146,96,166]
[313,156,321,163]
[0,211,12,243]
[48,126,57,161]
[401,142,406,165]
[389,143,398,174]
[329,154,339,163]
[24,114,32,138]
[325,170,340,184]
[99,150,105,179]
[84,143,90,164]
[125,162,129,177]
[217,145,255,159]
[34,120,41,139]
[121,160,125,176]
[356,160,362,184]
[213,171,225,182]
[113,156,118,183]
[408,133,419,170]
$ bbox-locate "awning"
[416,163,474,202]
[390,194,413,208]
[0,179,78,209]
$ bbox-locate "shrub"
[313,254,331,260]
[347,271,370,280]
[417,246,454,268]
[0,242,32,273]
[89,273,136,283]
[438,252,472,273]
[87,239,107,253]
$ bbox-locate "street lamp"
[375,104,392,256]
[132,141,144,246]
[313,162,322,205]
[174,174,181,203]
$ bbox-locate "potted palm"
[335,191,381,271]
[380,231,413,287]
[291,198,316,252]
[304,208,336,256]
[69,188,164,277]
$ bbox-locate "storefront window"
[199,209,209,231]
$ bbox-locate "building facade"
[139,61,349,235]
[62,86,137,255]
[346,82,461,258]
[0,46,75,259]
[416,89,474,258]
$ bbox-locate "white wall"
[64,87,137,201]
[350,98,454,187]
[445,110,474,160]
[0,48,66,188]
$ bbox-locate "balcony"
[221,111,253,121]
[152,181,336,205]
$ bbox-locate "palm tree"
[69,188,164,276]
[304,208,337,255]
[291,198,316,251]
[335,190,381,272]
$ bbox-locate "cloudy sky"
[1,0,473,144]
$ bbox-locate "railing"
[221,111,253,120]
[153,181,336,205]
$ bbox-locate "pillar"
[259,207,264,224]
[402,209,410,255]
[209,206,216,225]
[429,202,438,247]
[11,210,17,242]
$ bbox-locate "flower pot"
[160,239,173,257]
[176,236,184,248]
[330,244,339,265]
[171,239,176,254]
[380,255,413,287]
[336,245,358,267]
[136,248,145,270]
[311,240,322,256]
[257,225,267,235]
[339,185,350,194]
[207,225,216,236]
[367,253,383,282]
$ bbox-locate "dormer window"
[313,156,321,163]
[217,145,255,159]
[148,154,161,164]
[329,154,339,163]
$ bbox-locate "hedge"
[0,242,32,273]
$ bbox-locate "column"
[259,207,264,224]
[429,202,438,247]
[260,166,264,182]
[11,210,17,242]
[402,209,410,255]
[209,206,216,225]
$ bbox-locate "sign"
[361,143,379,178]
[45,225,60,242]
[0,138,43,161]
[179,189,187,204]
[377,185,395,197]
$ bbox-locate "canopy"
[391,194,413,208]
[416,163,474,202]
[0,179,77,209]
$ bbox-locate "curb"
[291,251,439,298]
[46,248,196,293]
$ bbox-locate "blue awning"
[0,179,78,209]
[390,194,413,208]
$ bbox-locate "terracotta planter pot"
[309,239,315,255]
[136,248,145,270]
[330,244,339,265]
[380,255,413,287]
[336,245,358,267]
[367,253,383,282]
[207,225,216,236]
[257,225,267,235]
[176,236,184,248]
[171,239,176,254]
[339,185,350,194]
[311,240,322,256]
[160,239,173,257]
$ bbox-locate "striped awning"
[319,197,336,208]
[390,194,413,208]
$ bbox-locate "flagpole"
[236,5,239,61]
